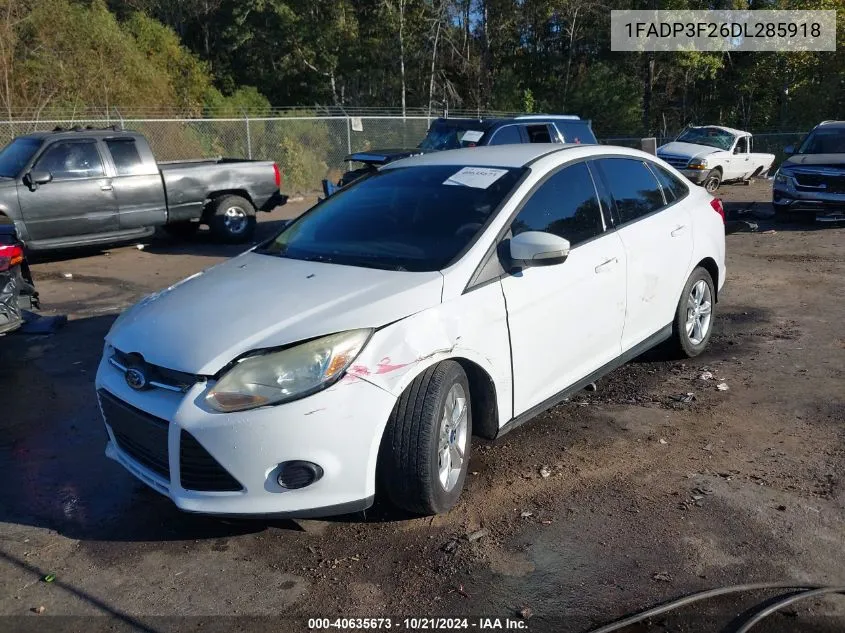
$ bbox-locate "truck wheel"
[703,170,722,193]
[669,267,715,358]
[379,361,472,516]
[207,195,256,243]
[163,221,200,239]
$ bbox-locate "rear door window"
[595,158,665,224]
[105,139,146,175]
[510,161,604,246]
[488,125,523,146]
[525,124,554,143]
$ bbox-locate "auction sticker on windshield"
[460,130,484,143]
[444,166,509,189]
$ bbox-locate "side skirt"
[495,324,672,439]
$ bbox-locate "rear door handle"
[671,225,688,237]
[595,257,618,273]
[100,184,113,191]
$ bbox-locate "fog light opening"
[277,461,324,489]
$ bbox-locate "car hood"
[345,148,425,166]
[106,251,444,375]
[657,141,721,160]
[781,154,845,168]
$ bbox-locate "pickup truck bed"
[0,128,286,249]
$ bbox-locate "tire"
[670,267,716,358]
[703,169,722,193]
[380,360,472,515]
[206,195,256,243]
[163,221,200,238]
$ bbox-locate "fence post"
[346,116,352,155]
[244,111,252,159]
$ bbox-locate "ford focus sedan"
[95,144,725,517]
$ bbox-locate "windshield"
[797,128,845,154]
[677,127,736,151]
[0,138,41,178]
[258,164,524,272]
[419,123,486,151]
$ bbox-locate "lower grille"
[99,390,169,479]
[180,431,243,492]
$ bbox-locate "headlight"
[774,170,791,186]
[206,329,372,412]
[688,158,708,170]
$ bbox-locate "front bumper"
[773,182,845,221]
[95,355,398,516]
[680,169,709,184]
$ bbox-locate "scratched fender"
[349,280,514,426]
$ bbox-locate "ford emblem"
[125,367,148,390]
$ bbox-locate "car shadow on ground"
[722,199,845,233]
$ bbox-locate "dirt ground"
[1,180,844,633]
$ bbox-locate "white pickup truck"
[657,126,775,193]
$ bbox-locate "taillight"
[710,197,725,223]
[0,244,23,272]
[273,163,282,189]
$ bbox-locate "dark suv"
[773,121,845,223]
[336,115,596,188]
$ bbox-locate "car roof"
[817,120,845,129]
[383,143,651,170]
[19,128,142,141]
[431,116,584,130]
[686,125,748,137]
[382,144,575,169]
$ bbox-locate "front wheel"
[207,195,256,243]
[703,170,722,193]
[670,267,715,358]
[380,361,472,515]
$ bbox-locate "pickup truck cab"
[657,126,775,193]
[0,127,286,249]
[336,115,596,188]
[773,121,845,223]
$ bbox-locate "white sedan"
[95,144,726,517]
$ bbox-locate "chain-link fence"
[0,113,808,194]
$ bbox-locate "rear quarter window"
[649,162,689,203]
[555,121,597,144]
[595,157,665,224]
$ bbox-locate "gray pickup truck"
[0,127,286,248]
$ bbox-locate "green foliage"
[522,89,535,114]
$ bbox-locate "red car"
[0,222,38,335]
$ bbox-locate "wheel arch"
[695,256,720,302]
[203,190,255,218]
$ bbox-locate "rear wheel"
[207,195,256,243]
[670,267,715,358]
[380,361,472,515]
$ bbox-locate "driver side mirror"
[507,231,571,270]
[783,145,795,155]
[24,170,52,190]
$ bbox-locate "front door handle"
[595,257,618,273]
[100,184,113,191]
[671,225,688,237]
